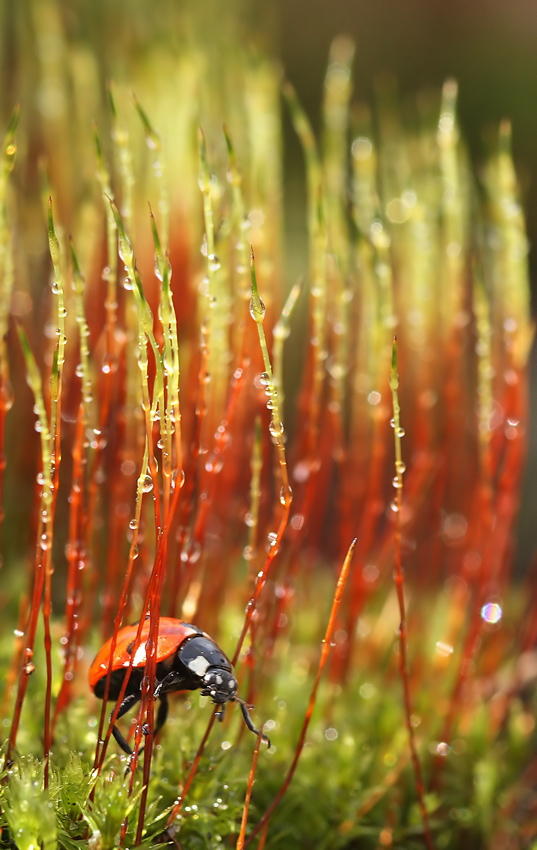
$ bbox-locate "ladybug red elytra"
[90,617,270,754]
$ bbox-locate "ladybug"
[89,617,270,754]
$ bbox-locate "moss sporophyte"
[0,6,534,850]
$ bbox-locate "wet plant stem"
[231,248,292,667]
[390,337,434,850]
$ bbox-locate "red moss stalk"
[389,337,434,850]
[244,537,356,846]
[236,724,265,850]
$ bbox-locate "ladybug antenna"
[234,696,271,747]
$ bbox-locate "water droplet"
[24,663,35,675]
[36,472,45,485]
[123,277,135,291]
[293,459,311,483]
[269,420,284,439]
[352,137,373,160]
[188,541,201,564]
[129,519,138,531]
[280,485,292,505]
[259,372,270,387]
[435,641,453,658]
[267,531,278,548]
[51,281,59,295]
[273,324,289,342]
[142,475,153,493]
[367,391,381,406]
[363,564,379,583]
[481,601,502,624]
[326,356,345,381]
[249,296,266,323]
[208,254,221,273]
[205,456,223,474]
[171,469,185,491]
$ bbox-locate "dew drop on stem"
[249,295,266,322]
[269,420,284,438]
[280,485,292,505]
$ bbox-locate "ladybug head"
[178,633,271,747]
[200,667,238,705]
[178,635,237,705]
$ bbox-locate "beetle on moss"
[90,617,270,754]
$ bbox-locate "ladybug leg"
[113,724,134,756]
[141,692,169,739]
[121,694,170,762]
[154,692,169,739]
[111,692,140,756]
[238,701,271,748]
[153,670,187,698]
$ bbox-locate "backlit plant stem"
[282,81,326,461]
[236,724,265,850]
[42,199,67,787]
[6,325,56,773]
[390,337,434,850]
[245,538,357,846]
[0,107,18,559]
[231,247,292,666]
